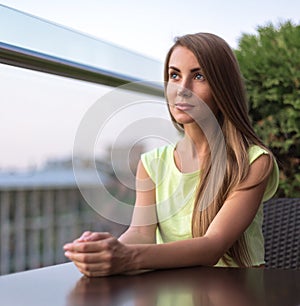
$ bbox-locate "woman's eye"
[195,73,205,80]
[170,72,178,79]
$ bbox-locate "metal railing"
[0,4,164,96]
[0,41,164,97]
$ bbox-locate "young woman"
[64,33,279,276]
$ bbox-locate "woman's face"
[166,46,218,126]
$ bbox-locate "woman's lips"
[175,103,195,111]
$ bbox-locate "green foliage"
[235,21,300,197]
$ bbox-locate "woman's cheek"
[166,82,177,104]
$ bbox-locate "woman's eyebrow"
[190,67,202,72]
[168,66,180,72]
[168,66,202,73]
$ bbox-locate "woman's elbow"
[200,236,226,267]
[203,255,220,267]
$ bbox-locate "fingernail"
[80,232,90,238]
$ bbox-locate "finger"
[77,232,112,242]
[64,231,93,245]
[75,261,111,273]
[70,258,112,277]
[82,232,112,242]
[64,241,99,252]
[75,231,93,242]
[64,235,118,254]
[64,250,110,264]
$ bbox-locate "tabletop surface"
[0,263,299,306]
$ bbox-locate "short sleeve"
[141,145,174,186]
[141,148,158,183]
[248,145,279,202]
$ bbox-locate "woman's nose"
[177,85,192,98]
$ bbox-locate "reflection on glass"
[0,3,166,276]
[0,65,170,275]
[0,65,170,173]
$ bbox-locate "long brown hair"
[164,33,274,266]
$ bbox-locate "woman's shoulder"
[140,144,175,182]
[248,144,271,164]
[248,144,279,201]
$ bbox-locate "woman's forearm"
[130,236,223,271]
[64,232,224,276]
[118,226,156,245]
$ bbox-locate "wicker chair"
[262,198,300,269]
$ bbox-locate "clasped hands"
[63,231,136,277]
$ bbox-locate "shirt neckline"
[169,144,200,177]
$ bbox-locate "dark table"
[0,263,299,306]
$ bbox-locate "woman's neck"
[182,123,210,157]
[174,124,211,173]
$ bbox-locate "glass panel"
[0,5,175,275]
[0,5,163,81]
[0,63,178,176]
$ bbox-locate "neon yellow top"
[141,144,279,267]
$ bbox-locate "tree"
[235,21,300,197]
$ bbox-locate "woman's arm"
[64,155,272,276]
[118,160,157,244]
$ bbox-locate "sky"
[1,0,300,172]
[1,0,300,61]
